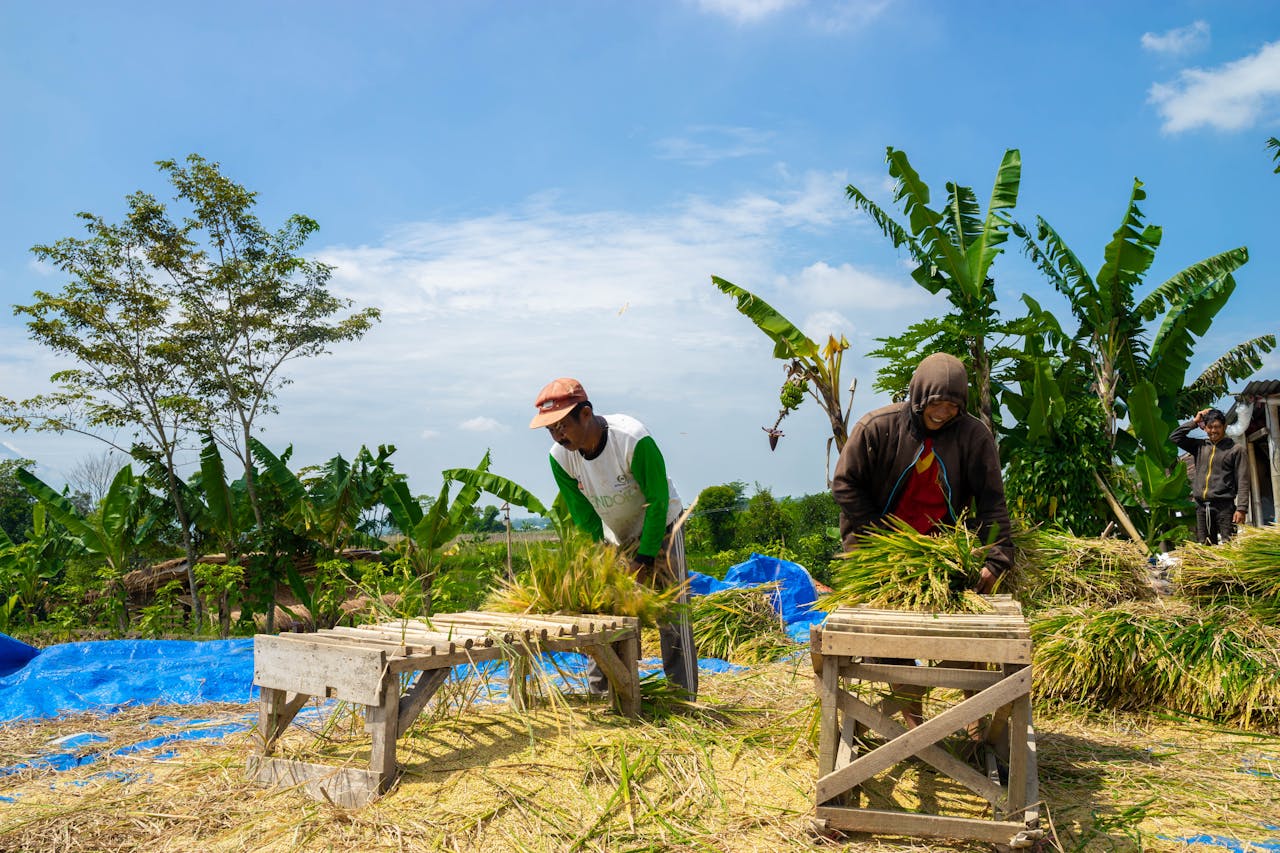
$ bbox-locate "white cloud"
[459,416,505,433]
[1141,20,1209,56]
[654,126,773,166]
[785,260,930,312]
[694,0,802,24]
[2,440,26,459]
[1149,40,1280,132]
[4,172,946,501]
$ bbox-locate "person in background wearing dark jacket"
[831,352,1014,727]
[1170,407,1250,545]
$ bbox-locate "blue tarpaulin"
[0,633,39,678]
[0,638,257,722]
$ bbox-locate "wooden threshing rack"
[248,611,641,807]
[810,596,1042,847]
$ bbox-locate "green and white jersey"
[549,413,681,557]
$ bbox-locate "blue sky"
[2,0,1278,507]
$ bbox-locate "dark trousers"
[586,525,698,699]
[1195,498,1236,545]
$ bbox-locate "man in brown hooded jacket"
[833,352,1013,588]
[832,353,1014,728]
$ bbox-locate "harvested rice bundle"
[1033,601,1280,729]
[690,583,793,664]
[1176,526,1280,624]
[1007,527,1153,610]
[819,517,992,613]
[485,533,679,625]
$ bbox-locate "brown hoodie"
[831,353,1014,575]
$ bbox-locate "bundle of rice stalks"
[484,532,679,625]
[690,583,794,664]
[1033,601,1280,729]
[1175,525,1280,624]
[1007,526,1154,611]
[818,516,992,613]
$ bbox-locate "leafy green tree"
[686,482,746,553]
[1269,136,1279,171]
[5,202,208,620]
[138,155,380,544]
[846,148,1022,431]
[0,459,37,544]
[737,486,788,548]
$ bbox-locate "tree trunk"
[972,337,995,434]
[240,421,274,633]
[161,448,204,631]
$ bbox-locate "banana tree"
[17,466,159,632]
[379,452,551,613]
[710,276,855,473]
[846,148,1022,431]
[1015,178,1272,546]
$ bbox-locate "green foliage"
[18,465,162,633]
[193,561,246,638]
[684,482,745,553]
[1003,393,1110,534]
[737,487,788,548]
[1013,179,1259,548]
[432,543,520,614]
[0,459,38,544]
[137,580,184,638]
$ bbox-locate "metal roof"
[1239,380,1280,397]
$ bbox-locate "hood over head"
[907,353,969,427]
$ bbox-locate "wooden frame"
[248,611,641,807]
[811,598,1042,847]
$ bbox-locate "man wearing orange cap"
[530,377,697,699]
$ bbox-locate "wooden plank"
[1024,723,1040,828]
[820,631,1031,664]
[428,615,547,642]
[1005,684,1031,818]
[841,661,1003,692]
[614,635,641,718]
[817,655,840,776]
[836,688,1004,806]
[816,668,1031,803]
[816,806,1028,845]
[266,631,407,655]
[365,673,400,783]
[254,636,388,706]
[397,668,450,738]
[324,624,465,651]
[583,641,631,704]
[824,620,1030,640]
[247,755,386,808]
